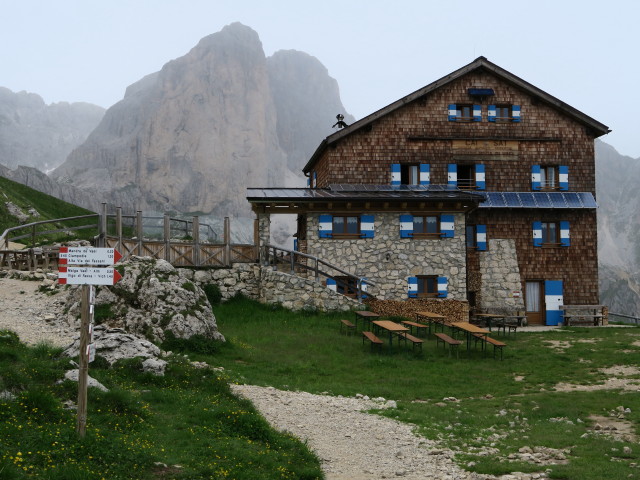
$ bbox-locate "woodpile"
[364,298,469,323]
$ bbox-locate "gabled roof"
[303,56,611,173]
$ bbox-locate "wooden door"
[525,281,544,325]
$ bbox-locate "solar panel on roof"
[547,193,567,208]
[534,192,553,208]
[503,192,522,207]
[577,193,598,208]
[563,193,583,208]
[518,193,537,207]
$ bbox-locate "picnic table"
[372,320,408,347]
[354,310,380,330]
[450,322,489,351]
[415,311,448,335]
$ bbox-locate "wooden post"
[116,207,123,254]
[136,211,143,257]
[223,217,230,267]
[98,203,107,248]
[253,219,259,261]
[192,216,200,266]
[76,284,91,438]
[164,214,171,262]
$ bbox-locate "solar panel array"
[480,192,597,208]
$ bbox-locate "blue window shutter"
[476,225,487,251]
[360,215,375,238]
[419,164,430,185]
[559,166,569,191]
[326,278,337,292]
[400,214,414,238]
[307,177,310,187]
[532,221,543,247]
[293,239,298,251]
[473,104,481,122]
[448,104,457,121]
[437,277,448,298]
[408,277,418,298]
[440,215,455,238]
[560,221,570,247]
[319,214,333,238]
[391,163,401,186]
[531,165,541,191]
[313,171,317,187]
[475,164,486,190]
[360,278,368,299]
[544,280,563,326]
[512,105,521,122]
[488,105,496,122]
[447,164,457,186]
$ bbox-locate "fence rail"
[262,244,374,301]
[608,312,640,325]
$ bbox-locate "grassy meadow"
[2,295,640,479]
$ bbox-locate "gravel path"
[0,276,75,347]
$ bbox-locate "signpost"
[58,247,122,438]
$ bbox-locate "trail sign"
[58,266,122,285]
[59,247,122,266]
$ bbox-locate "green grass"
[0,176,97,246]
[210,297,640,480]
[0,329,322,479]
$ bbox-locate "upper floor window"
[448,104,481,122]
[413,215,439,235]
[400,214,454,238]
[448,164,485,190]
[466,224,487,251]
[333,216,359,236]
[391,164,430,186]
[532,165,568,191]
[533,221,570,247]
[488,104,521,123]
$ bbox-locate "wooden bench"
[362,331,383,350]
[340,319,356,335]
[473,334,506,360]
[400,320,429,337]
[396,332,424,352]
[560,305,605,326]
[434,332,461,357]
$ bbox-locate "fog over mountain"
[0,88,104,172]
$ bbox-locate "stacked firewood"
[364,298,469,323]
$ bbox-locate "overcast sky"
[2,0,638,158]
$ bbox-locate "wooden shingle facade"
[248,57,609,325]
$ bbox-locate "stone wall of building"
[178,263,360,312]
[304,212,468,301]
[478,239,525,312]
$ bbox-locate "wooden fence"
[1,204,259,270]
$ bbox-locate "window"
[333,216,359,235]
[447,164,485,190]
[532,165,568,191]
[448,104,481,122]
[488,104,521,123]
[408,276,448,298]
[391,164,430,186]
[533,221,570,247]
[413,215,439,235]
[466,224,487,250]
[400,214,454,238]
[333,276,359,296]
[319,214,375,238]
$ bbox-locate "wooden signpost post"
[58,247,122,438]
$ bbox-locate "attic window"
[468,88,495,97]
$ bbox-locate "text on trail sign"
[58,266,122,285]
[59,247,122,266]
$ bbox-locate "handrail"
[104,214,219,242]
[608,312,640,325]
[263,244,374,302]
[0,214,99,249]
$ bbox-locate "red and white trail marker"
[59,247,122,266]
[58,266,122,285]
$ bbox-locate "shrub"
[182,281,196,292]
[161,330,222,355]
[203,283,222,306]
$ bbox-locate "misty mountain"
[50,23,353,218]
[596,140,640,316]
[0,87,104,172]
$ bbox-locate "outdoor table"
[354,310,380,331]
[473,314,505,330]
[415,311,447,335]
[372,320,409,347]
[450,322,489,351]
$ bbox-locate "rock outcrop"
[0,87,104,171]
[51,23,351,218]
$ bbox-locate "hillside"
[0,174,95,246]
